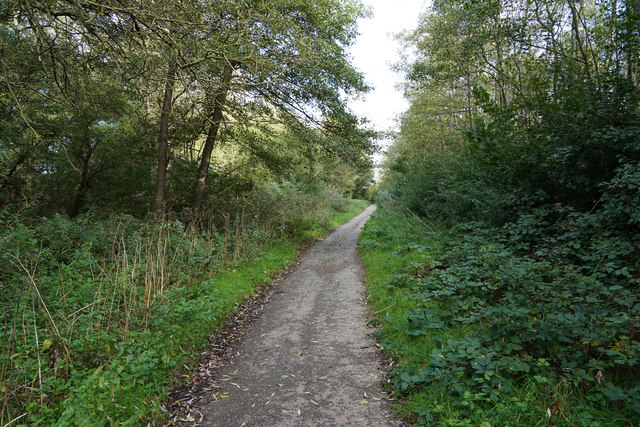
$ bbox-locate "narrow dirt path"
[198,205,397,426]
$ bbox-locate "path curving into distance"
[200,205,399,426]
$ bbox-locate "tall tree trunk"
[494,16,507,107]
[466,74,473,130]
[0,150,28,191]
[68,163,89,219]
[568,0,591,77]
[69,135,94,219]
[192,62,235,211]
[151,61,177,213]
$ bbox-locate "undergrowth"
[359,203,640,426]
[0,196,369,425]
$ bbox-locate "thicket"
[369,0,640,424]
[0,184,369,425]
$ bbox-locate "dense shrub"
[361,202,640,424]
[0,180,359,424]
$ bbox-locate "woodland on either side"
[362,0,640,425]
[0,0,375,424]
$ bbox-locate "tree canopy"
[0,0,375,217]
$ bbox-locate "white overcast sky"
[348,0,430,155]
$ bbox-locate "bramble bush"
[362,163,640,424]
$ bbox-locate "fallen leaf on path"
[318,376,327,380]
[360,399,369,404]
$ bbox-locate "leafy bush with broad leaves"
[247,181,353,237]
[368,161,640,423]
[381,151,520,228]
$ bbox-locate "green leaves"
[363,204,640,424]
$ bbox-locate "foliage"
[0,186,369,425]
[373,3,640,422]
[0,0,375,217]
[0,0,372,424]
[360,205,640,425]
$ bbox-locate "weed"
[0,198,369,424]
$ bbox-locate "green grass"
[293,199,371,241]
[359,207,441,424]
[134,200,372,423]
[330,199,370,229]
[51,239,300,426]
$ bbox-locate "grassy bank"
[0,199,369,425]
[359,206,639,426]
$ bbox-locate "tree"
[0,0,375,217]
[187,0,374,211]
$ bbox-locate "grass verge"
[330,199,370,229]
[104,200,370,424]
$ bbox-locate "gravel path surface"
[199,205,398,426]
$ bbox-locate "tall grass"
[0,210,267,424]
[0,187,369,425]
